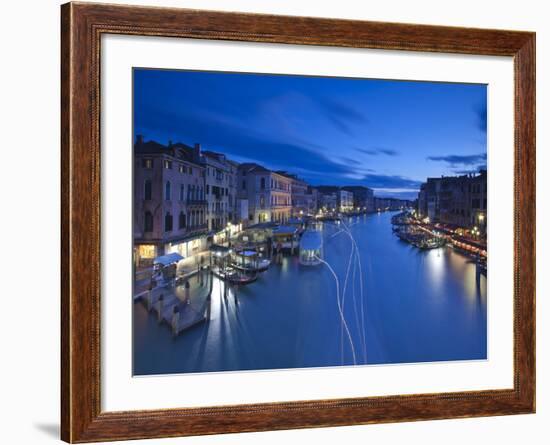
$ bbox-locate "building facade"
[342,186,374,212]
[338,190,354,212]
[416,170,487,231]
[281,173,308,217]
[134,137,207,266]
[202,149,235,233]
[237,163,292,224]
[305,186,319,215]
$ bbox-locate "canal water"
[133,211,487,375]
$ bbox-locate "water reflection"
[133,211,487,375]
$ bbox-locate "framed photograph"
[61,2,535,442]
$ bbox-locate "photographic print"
[132,68,488,376]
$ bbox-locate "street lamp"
[225,221,231,246]
[478,213,485,230]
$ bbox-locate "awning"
[153,253,184,266]
[236,250,257,257]
[209,244,231,253]
[247,222,278,230]
[272,226,298,236]
[286,217,304,225]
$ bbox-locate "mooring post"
[206,294,212,321]
[209,270,214,296]
[184,280,190,304]
[201,256,206,286]
[157,294,164,322]
[171,305,180,336]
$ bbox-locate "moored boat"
[299,230,323,266]
[232,248,271,272]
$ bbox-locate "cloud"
[360,173,422,190]
[452,164,487,175]
[315,97,368,124]
[378,148,399,156]
[427,153,487,167]
[339,157,375,172]
[314,96,368,136]
[355,147,399,156]
[135,104,360,178]
[373,189,419,200]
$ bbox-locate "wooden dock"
[134,271,212,336]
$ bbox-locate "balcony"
[185,223,208,234]
[186,198,207,206]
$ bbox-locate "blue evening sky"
[134,69,487,199]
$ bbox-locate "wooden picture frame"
[61,2,535,442]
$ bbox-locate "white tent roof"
[153,252,184,266]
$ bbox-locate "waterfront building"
[227,160,239,224]
[374,197,413,211]
[305,186,319,215]
[438,175,472,227]
[417,170,487,232]
[424,177,443,221]
[318,192,338,213]
[469,170,487,233]
[417,183,427,218]
[316,186,339,213]
[202,149,235,233]
[338,190,354,213]
[134,137,207,267]
[237,163,292,224]
[342,185,374,212]
[276,172,308,217]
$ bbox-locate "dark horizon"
[134,69,487,200]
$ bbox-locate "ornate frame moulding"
[61,2,535,442]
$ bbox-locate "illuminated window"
[138,244,155,259]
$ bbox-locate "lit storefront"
[165,236,207,259]
[213,223,243,245]
[135,244,157,267]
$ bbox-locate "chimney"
[135,134,144,146]
[193,143,201,161]
[168,140,173,147]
